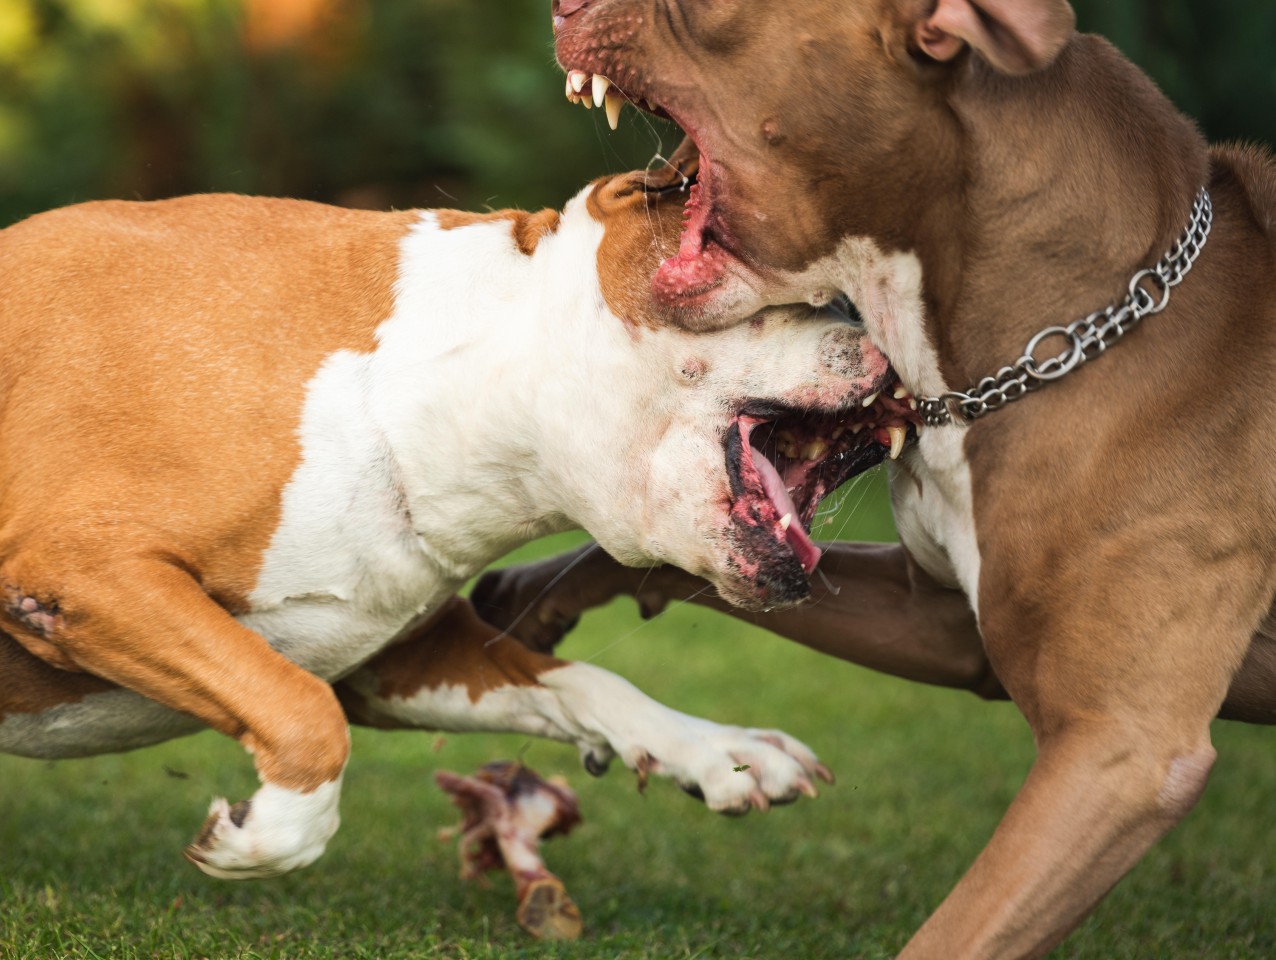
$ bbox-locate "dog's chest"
[237,349,448,680]
[816,240,983,612]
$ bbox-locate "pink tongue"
[751,445,822,574]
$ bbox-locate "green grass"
[2,469,1273,958]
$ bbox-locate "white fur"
[8,184,868,875]
[240,194,882,683]
[341,660,823,812]
[0,688,202,758]
[186,777,343,880]
[780,240,984,612]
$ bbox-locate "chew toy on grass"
[436,761,583,939]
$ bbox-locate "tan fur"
[336,597,568,725]
[435,207,563,256]
[0,195,415,789]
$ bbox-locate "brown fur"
[486,1,1276,954]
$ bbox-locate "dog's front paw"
[619,721,833,815]
[183,780,342,880]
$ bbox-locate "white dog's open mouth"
[726,382,919,577]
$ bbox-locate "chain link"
[919,189,1213,427]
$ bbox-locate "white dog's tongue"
[751,444,822,574]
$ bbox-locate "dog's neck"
[917,35,1210,393]
[363,211,652,581]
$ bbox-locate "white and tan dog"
[0,172,899,888]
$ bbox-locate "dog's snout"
[819,326,887,382]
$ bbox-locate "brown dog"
[474,1,1276,955]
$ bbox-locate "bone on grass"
[436,761,583,940]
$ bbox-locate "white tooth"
[849,423,865,434]
[861,391,880,408]
[566,76,575,100]
[605,91,624,130]
[780,513,792,532]
[592,74,611,107]
[569,70,589,94]
[581,95,592,110]
[892,384,909,400]
[909,397,918,410]
[888,426,907,460]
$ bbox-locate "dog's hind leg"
[336,595,833,814]
[0,548,350,879]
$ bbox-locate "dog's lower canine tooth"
[888,426,907,460]
[893,384,909,400]
[592,74,611,108]
[605,91,624,130]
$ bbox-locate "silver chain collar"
[918,188,1213,427]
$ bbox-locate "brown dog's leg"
[337,596,833,813]
[471,542,1001,695]
[892,552,1262,959]
[1,551,349,879]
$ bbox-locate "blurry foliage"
[0,0,1274,227]
[0,0,672,224]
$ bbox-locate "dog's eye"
[830,294,865,328]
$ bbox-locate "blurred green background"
[1,0,1274,228]
[3,4,1276,957]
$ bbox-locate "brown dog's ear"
[915,0,1075,74]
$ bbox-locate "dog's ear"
[915,0,1075,75]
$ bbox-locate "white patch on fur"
[241,197,891,682]
[187,776,343,880]
[343,660,823,812]
[780,240,983,612]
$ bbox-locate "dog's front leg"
[473,541,1001,695]
[894,553,1259,960]
[1,550,350,879]
[337,596,832,813]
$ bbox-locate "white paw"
[184,779,342,879]
[616,719,833,814]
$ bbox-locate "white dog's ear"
[915,0,1075,75]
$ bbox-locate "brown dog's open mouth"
[559,65,738,309]
[727,381,920,576]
